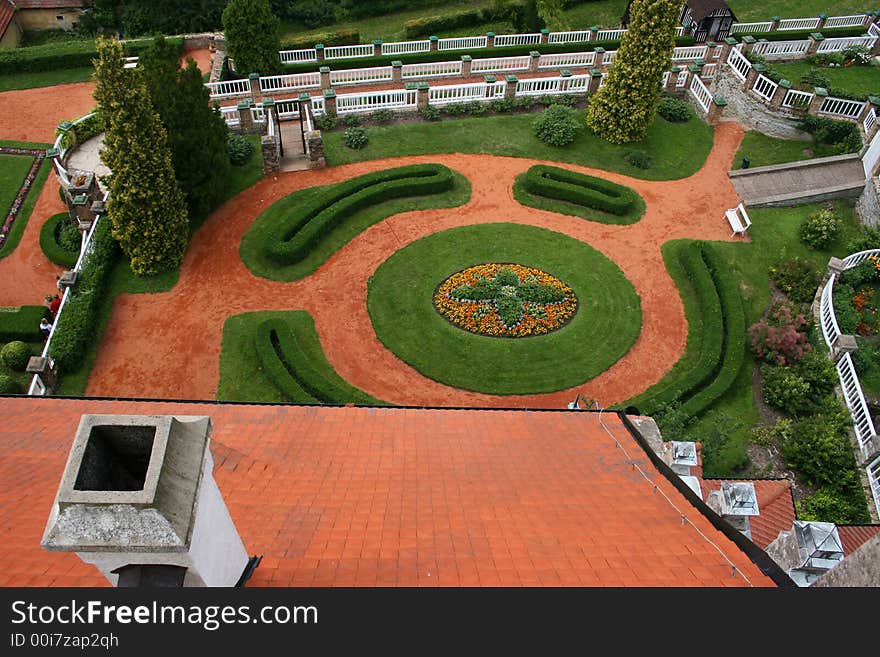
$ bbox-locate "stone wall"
[813,535,880,587]
[856,176,880,228]
[714,72,812,140]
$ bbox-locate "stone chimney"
[765,521,845,587]
[706,482,760,540]
[660,440,702,499]
[42,414,250,587]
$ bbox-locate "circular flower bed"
[434,263,577,337]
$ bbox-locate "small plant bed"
[0,145,49,257]
[833,253,880,401]
[39,212,81,268]
[513,164,645,225]
[240,164,469,282]
[434,264,578,337]
[732,130,837,170]
[218,310,385,405]
[368,223,641,395]
[323,111,714,181]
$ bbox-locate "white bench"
[725,202,752,237]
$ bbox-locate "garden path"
[85,121,747,408]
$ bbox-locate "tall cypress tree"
[586,0,679,144]
[222,0,281,76]
[142,36,230,222]
[94,38,189,276]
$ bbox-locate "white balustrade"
[260,72,321,93]
[661,71,670,87]
[220,105,241,127]
[538,52,596,69]
[251,106,267,123]
[547,30,592,44]
[842,249,880,269]
[336,89,417,114]
[825,14,868,28]
[438,36,488,51]
[712,44,724,60]
[870,22,880,38]
[730,21,773,34]
[276,99,301,120]
[726,45,752,82]
[381,40,431,55]
[601,50,617,65]
[820,277,842,349]
[515,75,589,96]
[428,81,506,105]
[864,106,877,134]
[869,457,880,517]
[596,28,626,41]
[701,63,718,78]
[279,49,317,64]
[778,17,821,31]
[325,44,374,59]
[675,26,686,37]
[836,353,878,462]
[752,74,779,102]
[818,36,877,53]
[311,96,325,116]
[781,88,814,109]
[689,73,712,113]
[402,60,463,79]
[676,69,688,88]
[205,79,250,99]
[672,45,708,61]
[494,33,541,47]
[329,66,394,86]
[751,39,811,59]
[819,95,866,119]
[471,55,531,73]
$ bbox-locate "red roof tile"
[699,479,796,549]
[0,398,778,587]
[0,1,14,38]
[837,525,880,556]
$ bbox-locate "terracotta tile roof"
[837,525,880,556]
[0,397,778,587]
[12,1,87,8]
[0,1,14,38]
[699,479,796,549]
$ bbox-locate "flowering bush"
[434,263,578,337]
[748,302,812,366]
[799,208,841,249]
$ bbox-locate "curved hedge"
[0,37,182,76]
[265,163,455,266]
[255,318,379,405]
[0,305,50,343]
[520,164,639,216]
[39,213,79,268]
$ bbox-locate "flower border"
[0,147,46,250]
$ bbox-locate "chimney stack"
[765,521,845,587]
[42,414,250,587]
[661,440,702,499]
[706,482,760,540]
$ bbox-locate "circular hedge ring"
[367,223,642,395]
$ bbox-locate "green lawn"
[732,130,836,170]
[367,222,641,395]
[324,111,714,181]
[240,171,471,282]
[0,340,43,393]
[0,141,52,260]
[772,61,880,99]
[218,310,385,404]
[0,67,93,93]
[727,1,873,22]
[562,0,629,29]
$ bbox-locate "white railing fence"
[820,277,842,349]
[689,73,712,113]
[206,78,250,100]
[825,14,869,28]
[596,28,626,41]
[260,72,321,93]
[869,456,880,518]
[329,65,394,86]
[781,88,814,110]
[726,45,752,82]
[538,52,596,69]
[402,60,463,79]
[730,21,773,34]
[494,33,542,47]
[439,36,488,51]
[673,45,708,61]
[701,62,718,78]
[515,75,589,96]
[324,44,374,59]
[428,81,506,105]
[548,30,592,44]
[751,39,811,60]
[819,96,866,119]
[471,55,531,73]
[778,17,821,31]
[836,353,878,462]
[752,74,779,102]
[382,40,431,55]
[818,35,877,53]
[279,48,317,64]
[336,89,417,114]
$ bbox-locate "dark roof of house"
[0,396,779,587]
[622,0,736,27]
[0,0,15,38]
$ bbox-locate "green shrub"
[280,29,360,50]
[464,101,487,116]
[533,104,582,147]
[625,150,652,169]
[802,115,861,154]
[342,114,361,128]
[444,102,470,116]
[840,258,879,288]
[832,282,859,334]
[851,339,874,374]
[0,306,50,343]
[842,44,872,65]
[800,208,841,249]
[344,127,368,149]
[657,96,691,122]
[521,165,639,215]
[770,257,821,303]
[1,341,32,371]
[550,94,578,107]
[761,365,811,415]
[797,474,871,524]
[514,96,536,110]
[39,213,79,268]
[0,374,22,394]
[780,397,853,487]
[227,133,254,165]
[0,36,182,75]
[490,98,515,113]
[800,67,830,89]
[748,301,812,366]
[371,109,394,124]
[846,226,880,254]
[264,164,455,266]
[420,105,440,121]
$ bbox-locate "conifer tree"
[222,0,281,76]
[586,0,679,144]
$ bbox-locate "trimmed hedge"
[627,242,723,416]
[521,165,637,215]
[1,340,32,371]
[735,26,869,41]
[265,163,454,265]
[281,29,360,50]
[0,306,50,343]
[255,318,375,404]
[0,37,183,76]
[278,35,696,75]
[39,213,79,268]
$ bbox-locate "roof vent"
[765,521,845,587]
[706,482,759,540]
[668,441,698,475]
[42,414,252,587]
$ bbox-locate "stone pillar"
[588,68,603,94]
[373,40,382,57]
[248,72,260,102]
[298,92,312,121]
[830,333,858,361]
[416,82,429,111]
[392,60,403,85]
[315,43,325,62]
[238,100,254,134]
[26,356,58,393]
[594,47,605,67]
[484,74,497,99]
[871,36,880,57]
[705,41,717,60]
[828,257,846,276]
[461,55,472,78]
[863,12,875,28]
[71,193,91,228]
[740,35,756,54]
[744,62,764,91]
[322,88,337,118]
[816,14,828,31]
[665,66,680,93]
[306,130,325,169]
[860,434,880,467]
[429,35,438,52]
[808,86,828,115]
[866,97,880,140]
[529,50,541,73]
[261,132,280,175]
[770,16,781,32]
[770,79,791,110]
[319,65,331,90]
[589,26,599,42]
[505,75,518,100]
[486,32,496,48]
[807,32,824,57]
[540,28,549,44]
[58,269,77,291]
[720,36,738,63]
[706,96,727,125]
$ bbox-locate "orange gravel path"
[0,82,96,143]
[181,48,214,74]
[86,122,746,407]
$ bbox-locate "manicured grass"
[0,154,34,221]
[218,310,386,404]
[367,223,641,395]
[241,171,471,282]
[0,67,93,92]
[772,61,880,99]
[669,201,862,476]
[0,141,52,260]
[731,130,836,170]
[562,0,630,29]
[324,111,714,181]
[727,1,873,22]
